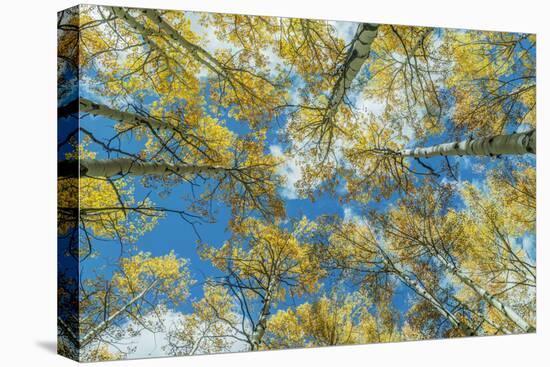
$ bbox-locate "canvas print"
[57,4,536,362]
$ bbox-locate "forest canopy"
[57,5,535,362]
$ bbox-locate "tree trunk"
[79,279,159,348]
[391,264,475,336]
[433,252,535,333]
[324,23,379,125]
[451,295,511,335]
[80,98,177,132]
[112,7,168,56]
[59,158,227,179]
[80,98,219,163]
[399,130,536,158]
[57,316,80,352]
[375,246,475,336]
[138,9,230,80]
[250,278,277,350]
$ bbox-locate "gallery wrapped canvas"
[57,4,536,362]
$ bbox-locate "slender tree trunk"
[80,98,176,131]
[137,9,230,80]
[113,6,206,81]
[391,264,475,336]
[376,246,475,336]
[399,130,536,158]
[113,7,227,84]
[57,316,80,352]
[324,23,379,125]
[58,158,227,179]
[112,7,170,56]
[250,278,277,350]
[116,7,265,114]
[451,296,511,335]
[433,252,535,333]
[80,98,218,162]
[79,279,159,348]
[189,330,209,356]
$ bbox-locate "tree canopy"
[57,5,535,361]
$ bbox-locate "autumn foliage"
[57,5,535,361]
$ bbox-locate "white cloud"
[329,21,359,44]
[516,123,535,133]
[186,11,285,79]
[343,206,355,222]
[342,205,368,225]
[353,97,386,117]
[400,120,417,143]
[269,144,303,200]
[107,307,250,359]
[108,309,180,359]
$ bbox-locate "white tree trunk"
[433,252,535,333]
[324,23,379,125]
[79,279,159,348]
[80,98,175,132]
[112,7,171,58]
[375,246,475,335]
[451,296,511,335]
[250,278,277,350]
[400,130,536,158]
[113,7,223,79]
[391,264,474,335]
[57,316,80,350]
[139,9,229,79]
[78,158,226,178]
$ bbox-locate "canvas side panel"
[57,4,81,362]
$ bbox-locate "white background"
[0,0,547,365]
